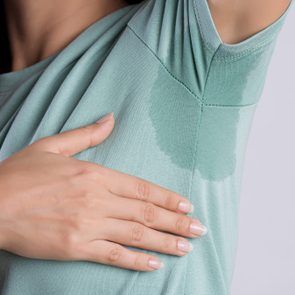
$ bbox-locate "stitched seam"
[202,45,223,106]
[192,0,218,53]
[181,103,203,295]
[192,0,280,62]
[213,37,278,62]
[127,24,203,104]
[127,25,257,108]
[204,101,257,108]
[182,38,222,294]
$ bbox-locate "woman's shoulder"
[205,0,293,45]
[126,0,293,106]
[128,0,293,54]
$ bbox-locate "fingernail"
[190,222,208,236]
[95,112,114,124]
[148,258,164,270]
[177,240,193,252]
[178,201,194,213]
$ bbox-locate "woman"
[0,0,293,294]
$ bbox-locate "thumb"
[31,112,115,156]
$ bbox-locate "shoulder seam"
[126,24,204,104]
[201,42,221,103]
[193,0,283,61]
[192,0,219,53]
[126,24,257,108]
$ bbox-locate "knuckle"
[175,216,190,234]
[86,170,102,182]
[107,246,123,263]
[78,163,106,183]
[64,175,89,195]
[60,231,79,256]
[130,223,145,243]
[133,253,142,269]
[79,165,98,176]
[80,191,97,209]
[68,216,82,231]
[79,163,98,175]
[64,212,86,232]
[164,192,178,210]
[143,203,157,225]
[135,180,150,201]
[163,235,176,252]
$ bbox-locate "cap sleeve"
[194,0,293,56]
[127,0,293,106]
[194,0,294,106]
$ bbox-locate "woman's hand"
[0,112,207,272]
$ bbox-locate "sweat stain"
[147,65,202,172]
[195,106,241,181]
[147,60,258,181]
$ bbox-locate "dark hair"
[0,1,11,73]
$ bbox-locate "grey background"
[231,7,295,295]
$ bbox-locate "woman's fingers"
[0,110,207,272]
[97,165,194,214]
[100,218,194,257]
[82,239,164,272]
[102,195,207,238]
[29,112,115,157]
[29,110,194,215]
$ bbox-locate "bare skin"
[2,0,292,71]
[0,113,207,272]
[3,0,131,71]
[208,0,292,44]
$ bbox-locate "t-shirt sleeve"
[127,0,293,106]
[195,0,294,106]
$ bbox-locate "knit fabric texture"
[0,0,293,294]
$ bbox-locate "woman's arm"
[207,0,293,44]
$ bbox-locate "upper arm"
[208,0,293,44]
[127,0,293,106]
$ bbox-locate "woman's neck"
[2,0,129,72]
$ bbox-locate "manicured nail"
[148,258,164,270]
[190,222,208,236]
[95,112,114,124]
[177,240,194,252]
[178,201,194,213]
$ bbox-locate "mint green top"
[0,0,293,294]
